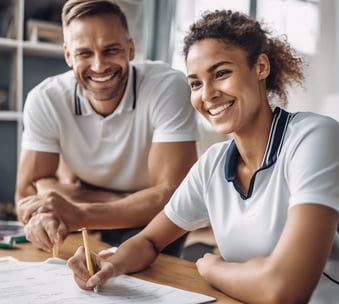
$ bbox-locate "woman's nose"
[202,83,220,102]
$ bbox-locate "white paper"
[0,257,215,304]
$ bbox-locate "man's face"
[63,14,135,111]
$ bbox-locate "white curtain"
[313,0,339,120]
[142,0,177,63]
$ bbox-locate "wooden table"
[0,232,241,304]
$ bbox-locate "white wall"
[287,0,339,122]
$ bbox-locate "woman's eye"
[189,81,201,90]
[216,70,230,78]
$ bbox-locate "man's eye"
[77,51,91,58]
[106,48,120,54]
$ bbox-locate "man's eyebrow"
[74,47,90,53]
[74,43,121,52]
[103,43,122,49]
[187,61,232,79]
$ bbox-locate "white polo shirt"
[165,107,339,303]
[22,61,198,192]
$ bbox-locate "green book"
[0,220,27,248]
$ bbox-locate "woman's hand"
[67,246,116,290]
[196,253,224,283]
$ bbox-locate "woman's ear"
[256,53,270,80]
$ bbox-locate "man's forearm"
[74,184,173,230]
[15,183,38,223]
[28,178,173,231]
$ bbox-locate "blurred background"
[0,0,338,218]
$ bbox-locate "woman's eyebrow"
[187,61,232,79]
[207,61,232,73]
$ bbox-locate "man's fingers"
[24,220,53,251]
[44,216,69,245]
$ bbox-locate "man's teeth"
[91,74,113,82]
[209,102,233,115]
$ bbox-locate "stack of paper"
[0,257,216,304]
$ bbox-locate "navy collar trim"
[74,82,82,115]
[224,107,297,199]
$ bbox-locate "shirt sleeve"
[150,67,198,142]
[21,85,60,153]
[288,114,339,212]
[164,149,211,230]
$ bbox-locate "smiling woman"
[67,8,338,304]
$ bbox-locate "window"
[171,0,319,72]
[256,0,319,55]
[171,0,251,72]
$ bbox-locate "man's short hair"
[62,0,129,34]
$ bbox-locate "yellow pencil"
[81,228,94,276]
[81,228,98,292]
[52,244,59,258]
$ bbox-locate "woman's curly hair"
[183,10,305,107]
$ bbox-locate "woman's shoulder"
[287,110,338,140]
[291,110,338,128]
[284,110,339,162]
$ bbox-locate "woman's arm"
[196,204,338,304]
[67,211,187,290]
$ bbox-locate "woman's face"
[186,39,269,136]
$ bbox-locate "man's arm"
[16,141,197,245]
[15,149,59,220]
[68,141,198,229]
[15,150,73,251]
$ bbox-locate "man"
[15,0,197,257]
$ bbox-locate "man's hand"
[18,190,80,226]
[24,212,69,251]
[17,190,82,251]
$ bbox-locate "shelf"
[0,111,22,121]
[0,37,19,52]
[23,40,64,57]
[0,36,64,59]
[0,0,68,202]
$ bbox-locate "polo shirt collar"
[224,107,296,199]
[73,64,136,117]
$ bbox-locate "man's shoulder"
[31,70,74,94]
[25,70,75,110]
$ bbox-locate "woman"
[68,10,339,303]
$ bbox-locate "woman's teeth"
[209,102,233,115]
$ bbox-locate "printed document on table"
[0,257,216,304]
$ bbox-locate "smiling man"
[15,0,198,257]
